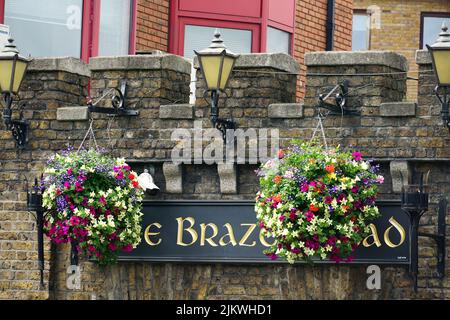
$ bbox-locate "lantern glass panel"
[199,55,222,90]
[0,59,14,93]
[0,59,27,94]
[219,55,235,90]
[432,50,450,86]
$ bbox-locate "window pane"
[267,26,290,54]
[183,25,252,59]
[98,0,132,56]
[4,0,82,58]
[422,16,450,49]
[352,14,369,51]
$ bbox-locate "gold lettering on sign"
[176,217,198,246]
[362,224,382,247]
[219,223,237,246]
[259,229,275,247]
[239,224,257,247]
[144,223,162,246]
[384,217,406,248]
[200,223,219,246]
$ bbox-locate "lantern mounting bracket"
[2,94,29,149]
[433,85,450,132]
[208,89,236,140]
[318,80,360,116]
[87,80,139,116]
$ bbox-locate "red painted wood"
[169,0,180,54]
[129,0,137,54]
[177,17,260,56]
[179,0,262,19]
[260,0,269,53]
[91,0,101,58]
[0,0,4,24]
[81,0,93,62]
[268,0,295,28]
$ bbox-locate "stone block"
[380,102,416,117]
[56,106,89,121]
[163,162,182,193]
[268,103,304,118]
[390,161,411,193]
[217,163,237,194]
[159,104,194,119]
[305,51,408,72]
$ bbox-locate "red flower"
[325,164,335,173]
[273,175,282,184]
[277,149,284,159]
[128,173,135,180]
[272,195,282,203]
[132,181,139,188]
[352,151,362,161]
[309,204,319,212]
[122,244,133,253]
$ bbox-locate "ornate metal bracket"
[209,89,236,140]
[2,97,29,149]
[418,198,447,279]
[318,80,359,116]
[434,85,450,132]
[88,80,139,116]
[401,170,447,292]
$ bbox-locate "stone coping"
[194,53,300,74]
[416,50,431,65]
[305,51,408,72]
[28,57,90,77]
[89,53,192,74]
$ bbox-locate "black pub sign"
[119,200,410,264]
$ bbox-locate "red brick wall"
[136,0,170,52]
[134,0,353,99]
[294,0,353,99]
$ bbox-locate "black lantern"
[426,22,450,132]
[0,38,31,148]
[401,171,446,292]
[26,177,45,287]
[195,30,239,139]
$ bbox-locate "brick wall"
[1,51,449,300]
[0,58,90,299]
[353,0,450,101]
[136,0,170,53]
[294,0,353,99]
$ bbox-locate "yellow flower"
[327,172,337,180]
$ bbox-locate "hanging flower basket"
[255,141,384,264]
[41,148,144,265]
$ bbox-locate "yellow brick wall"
[353,0,450,100]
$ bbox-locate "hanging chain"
[310,110,328,149]
[77,118,99,152]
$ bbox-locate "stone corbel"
[162,162,183,194]
[217,163,237,194]
[389,160,411,193]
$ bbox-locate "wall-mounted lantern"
[401,171,447,292]
[0,38,32,148]
[427,22,450,132]
[195,30,239,139]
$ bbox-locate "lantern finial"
[434,21,450,45]
[2,37,20,54]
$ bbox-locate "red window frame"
[0,0,137,62]
[177,17,261,57]
[169,0,294,56]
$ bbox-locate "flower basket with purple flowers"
[255,141,384,264]
[41,148,144,265]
